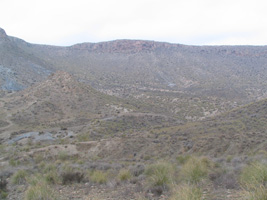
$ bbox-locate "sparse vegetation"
[240,162,267,187]
[170,184,203,200]
[176,155,191,165]
[9,158,20,167]
[11,170,28,185]
[239,162,267,199]
[0,35,266,199]
[89,170,108,184]
[24,179,60,200]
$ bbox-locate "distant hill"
[0,27,266,104]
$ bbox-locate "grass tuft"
[170,184,203,200]
[240,162,267,187]
[145,161,174,187]
[11,170,28,185]
[239,162,267,200]
[180,157,212,184]
[90,170,108,184]
[117,169,132,181]
[24,179,60,200]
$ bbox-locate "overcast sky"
[1,0,267,46]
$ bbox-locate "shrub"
[37,163,60,184]
[45,170,60,185]
[118,169,132,181]
[90,170,108,184]
[145,161,174,187]
[170,184,203,200]
[24,180,60,200]
[61,171,84,185]
[180,157,211,184]
[239,162,267,200]
[240,162,267,188]
[11,170,28,184]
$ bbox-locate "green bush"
[240,162,267,187]
[43,163,57,173]
[45,170,59,185]
[11,170,28,184]
[90,170,108,184]
[24,180,60,200]
[118,169,132,181]
[239,162,267,200]
[170,184,203,200]
[180,157,211,184]
[145,161,174,187]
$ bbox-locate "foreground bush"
[239,162,267,200]
[24,180,60,200]
[170,184,203,200]
[240,162,267,187]
[145,161,174,187]
[180,157,212,184]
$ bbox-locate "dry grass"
[169,184,203,200]
[145,161,175,187]
[179,157,212,184]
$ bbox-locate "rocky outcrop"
[0,28,9,42]
[69,39,182,53]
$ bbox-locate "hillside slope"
[80,98,267,160]
[0,71,135,131]
[0,28,52,91]
[0,27,265,103]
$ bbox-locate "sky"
[1,0,267,46]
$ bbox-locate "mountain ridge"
[0,27,266,105]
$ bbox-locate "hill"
[0,27,266,122]
[0,71,137,134]
[0,27,265,103]
[85,98,267,161]
[0,27,267,199]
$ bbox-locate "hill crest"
[0,28,8,41]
